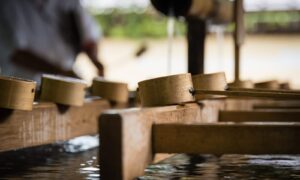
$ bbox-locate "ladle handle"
[193,89,300,100]
[228,87,300,95]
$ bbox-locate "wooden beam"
[153,123,300,154]
[0,99,110,152]
[99,101,223,180]
[219,111,300,122]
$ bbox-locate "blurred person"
[0,0,104,82]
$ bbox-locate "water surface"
[0,136,299,179]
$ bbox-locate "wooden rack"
[99,98,300,180]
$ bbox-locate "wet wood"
[219,111,300,122]
[153,123,300,154]
[0,99,110,152]
[92,78,129,103]
[100,99,300,179]
[40,74,87,106]
[100,101,223,180]
[0,76,36,111]
[138,74,194,107]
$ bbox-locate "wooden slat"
[254,104,300,110]
[194,89,300,99]
[153,123,300,154]
[99,100,224,180]
[0,99,110,152]
[228,87,300,94]
[219,111,300,122]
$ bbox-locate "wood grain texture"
[219,111,300,122]
[0,76,36,111]
[92,78,129,103]
[138,74,194,107]
[0,99,109,152]
[40,74,87,106]
[153,123,300,154]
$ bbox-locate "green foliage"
[245,11,300,31]
[94,11,186,39]
[93,10,300,38]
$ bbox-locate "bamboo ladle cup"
[91,77,129,103]
[138,72,300,107]
[40,74,87,106]
[0,76,36,110]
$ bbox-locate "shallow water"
[0,136,299,179]
[141,154,300,180]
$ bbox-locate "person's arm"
[82,41,104,76]
[72,1,104,76]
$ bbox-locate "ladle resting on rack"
[138,72,300,107]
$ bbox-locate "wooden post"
[187,17,206,75]
[233,0,245,82]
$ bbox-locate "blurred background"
[75,0,300,90]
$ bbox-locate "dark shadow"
[184,154,207,176]
[56,104,71,114]
[0,108,14,123]
[109,100,118,107]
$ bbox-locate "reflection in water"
[0,136,100,179]
[141,154,300,180]
[0,136,299,179]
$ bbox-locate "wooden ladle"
[138,72,300,107]
[40,74,87,106]
[0,76,36,110]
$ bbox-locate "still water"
[0,136,299,179]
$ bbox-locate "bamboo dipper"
[40,74,87,106]
[138,74,194,107]
[138,72,300,107]
[0,76,36,110]
[91,77,129,103]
